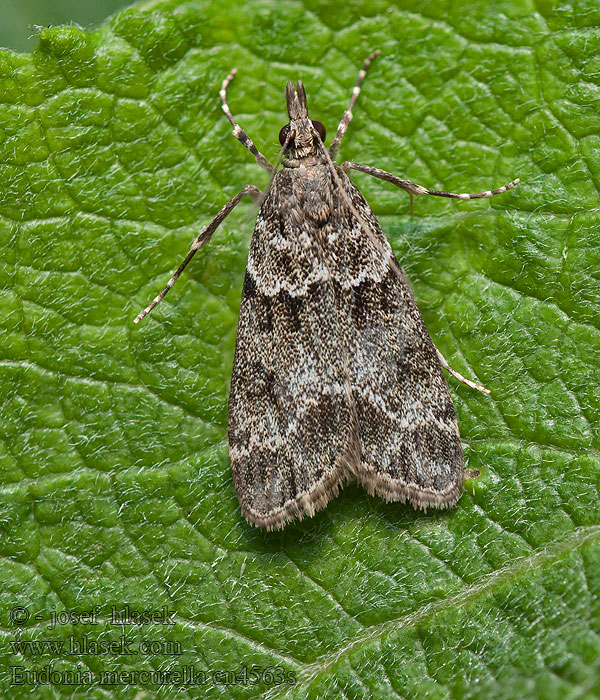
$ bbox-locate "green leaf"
[1,1,599,698]
[0,0,130,53]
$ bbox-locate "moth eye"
[312,120,326,142]
[279,124,291,146]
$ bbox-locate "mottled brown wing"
[339,172,463,509]
[229,164,463,530]
[228,169,359,530]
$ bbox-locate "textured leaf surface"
[0,0,130,52]
[0,0,599,698]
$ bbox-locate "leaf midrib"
[259,523,600,699]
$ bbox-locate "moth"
[134,51,518,530]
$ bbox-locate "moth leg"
[329,49,381,158]
[435,348,490,395]
[134,184,262,324]
[220,69,274,173]
[342,161,519,201]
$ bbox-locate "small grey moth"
[134,51,518,531]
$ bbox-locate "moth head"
[280,80,326,158]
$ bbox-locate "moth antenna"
[314,129,401,283]
[261,132,293,200]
